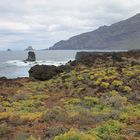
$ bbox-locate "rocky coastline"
[28,50,140,80]
[0,50,140,140]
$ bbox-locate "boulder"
[29,65,70,81]
[29,65,57,80]
[25,51,36,62]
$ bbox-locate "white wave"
[6,60,67,67]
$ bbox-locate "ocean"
[0,50,77,78]
[0,50,127,78]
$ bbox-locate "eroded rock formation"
[25,51,36,62]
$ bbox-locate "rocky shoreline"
[1,48,139,81]
[28,50,140,80]
[0,50,139,140]
[1,49,140,82]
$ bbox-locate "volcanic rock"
[29,65,70,81]
[25,51,36,62]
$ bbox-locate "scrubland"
[0,55,140,140]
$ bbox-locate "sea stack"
[25,51,36,62]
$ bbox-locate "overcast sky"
[0,0,140,50]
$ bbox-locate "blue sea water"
[0,50,127,78]
[0,50,77,78]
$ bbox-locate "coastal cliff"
[50,13,140,50]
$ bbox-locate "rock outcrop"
[75,50,140,66]
[29,65,70,81]
[25,51,36,62]
[76,50,140,60]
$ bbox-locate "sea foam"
[6,60,67,67]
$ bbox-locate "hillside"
[50,13,140,50]
[0,51,140,140]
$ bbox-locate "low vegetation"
[0,57,140,140]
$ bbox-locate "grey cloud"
[0,0,139,50]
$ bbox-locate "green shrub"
[64,82,73,89]
[100,82,110,89]
[77,75,84,81]
[0,124,9,137]
[93,79,102,86]
[8,114,24,125]
[104,95,127,108]
[27,135,39,140]
[42,107,68,123]
[13,132,30,140]
[76,88,85,94]
[89,75,94,80]
[123,86,132,93]
[15,133,40,140]
[112,80,123,87]
[13,92,29,101]
[54,128,96,140]
[64,98,81,105]
[90,120,126,140]
[71,70,77,76]
[109,90,119,96]
[1,101,11,107]
[83,96,99,107]
[68,110,95,125]
[45,127,68,140]
[119,104,140,122]
[0,105,5,112]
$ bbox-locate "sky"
[0,0,140,50]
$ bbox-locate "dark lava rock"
[29,65,70,81]
[75,50,140,66]
[25,51,36,62]
[29,65,57,80]
[76,50,140,61]
[0,77,23,87]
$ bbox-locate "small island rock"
[25,51,36,62]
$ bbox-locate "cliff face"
[50,13,140,50]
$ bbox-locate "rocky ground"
[0,51,140,140]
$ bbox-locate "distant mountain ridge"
[49,13,140,50]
